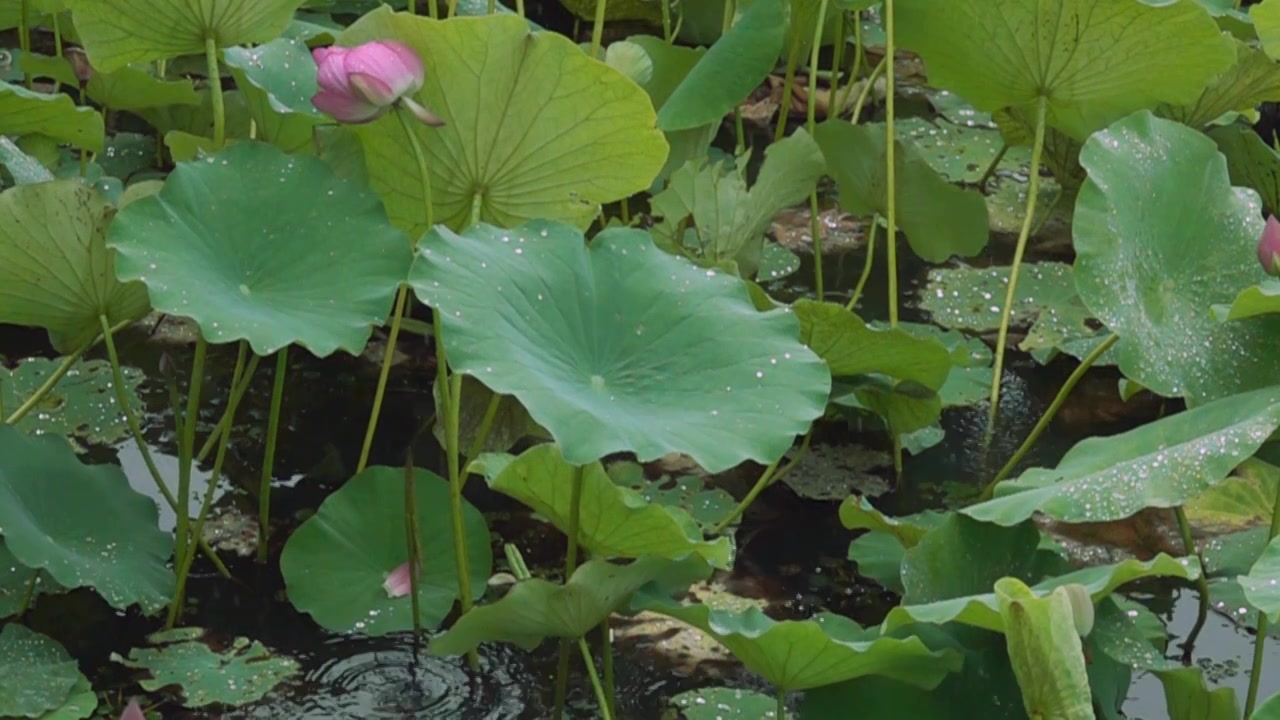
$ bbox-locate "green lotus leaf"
[280,466,491,635]
[892,322,994,408]
[634,595,962,692]
[137,88,253,143]
[68,0,305,72]
[1255,0,1280,61]
[0,136,55,184]
[847,531,908,594]
[1213,277,1280,323]
[838,497,944,548]
[1255,691,1280,720]
[0,424,172,612]
[558,0,663,21]
[474,444,732,567]
[1159,40,1280,130]
[1090,597,1179,672]
[1155,666,1241,720]
[96,132,157,181]
[606,460,737,532]
[107,141,411,356]
[2,358,143,448]
[1211,105,1280,214]
[656,0,787,132]
[0,625,81,718]
[0,80,103,154]
[996,578,1094,720]
[668,687,776,720]
[430,555,711,656]
[226,66,319,154]
[113,627,299,708]
[814,120,989,262]
[0,180,148,352]
[965,385,1280,528]
[1239,535,1280,623]
[897,116,1032,185]
[794,300,950,386]
[85,65,200,112]
[897,0,1234,141]
[433,375,546,457]
[17,52,78,87]
[901,515,1043,606]
[35,674,97,720]
[1074,111,1280,405]
[0,539,66,618]
[884,555,1199,634]
[409,220,830,472]
[339,9,668,235]
[222,38,325,119]
[623,35,713,189]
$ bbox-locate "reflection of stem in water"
[1173,506,1210,663]
[257,348,288,564]
[845,215,877,311]
[1244,482,1280,715]
[986,94,1049,437]
[978,332,1117,502]
[883,0,898,328]
[553,465,587,719]
[804,0,829,301]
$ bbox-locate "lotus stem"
[203,36,225,148]
[833,11,859,119]
[99,316,177,509]
[601,620,616,715]
[850,56,885,124]
[356,284,409,473]
[986,94,1049,435]
[516,0,524,17]
[828,11,846,116]
[805,0,829,301]
[713,429,815,535]
[437,333,478,668]
[553,465,587,718]
[1245,482,1280,715]
[448,0,458,17]
[774,40,802,143]
[588,0,607,57]
[257,347,288,564]
[977,142,1008,189]
[51,13,63,95]
[4,339,92,425]
[846,215,877,311]
[979,332,1117,502]
[488,0,496,13]
[662,0,673,42]
[1173,506,1210,663]
[166,335,206,627]
[776,688,787,719]
[18,0,30,89]
[428,0,438,18]
[405,453,423,635]
[196,354,258,462]
[884,0,899,328]
[578,637,614,720]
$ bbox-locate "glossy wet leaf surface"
[1,358,143,448]
[606,460,737,532]
[280,466,491,635]
[0,624,81,718]
[0,180,148,352]
[409,221,830,473]
[897,116,1030,185]
[965,385,1280,527]
[475,445,732,567]
[668,686,776,719]
[897,0,1234,140]
[900,515,1042,606]
[635,594,962,692]
[0,425,173,612]
[1074,111,1280,405]
[1090,598,1179,672]
[108,141,410,357]
[113,627,299,708]
[340,9,667,234]
[222,38,324,118]
[838,495,944,548]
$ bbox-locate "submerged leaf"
[113,627,299,708]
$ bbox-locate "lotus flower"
[119,700,145,720]
[383,560,414,598]
[311,40,444,127]
[1260,215,1280,277]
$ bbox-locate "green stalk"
[850,57,886,123]
[257,348,288,564]
[1244,486,1280,715]
[722,0,745,153]
[203,37,225,148]
[553,465,587,718]
[15,570,39,617]
[774,40,803,143]
[356,284,409,473]
[577,637,615,720]
[976,142,1008,189]
[448,0,458,17]
[805,0,829,301]
[405,453,423,635]
[165,336,205,627]
[713,431,814,534]
[1173,505,1211,663]
[516,0,524,17]
[661,0,673,42]
[488,0,496,12]
[51,13,63,95]
[591,0,606,57]
[438,337,478,669]
[5,340,93,425]
[828,11,845,116]
[979,332,1117,501]
[777,688,787,719]
[409,0,416,13]
[601,620,616,715]
[18,0,30,89]
[463,392,502,464]
[428,0,438,18]
[196,354,259,462]
[100,316,177,510]
[986,94,1049,432]
[845,216,877,311]
[884,0,898,327]
[833,12,860,119]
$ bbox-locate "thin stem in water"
[169,335,207,624]
[1173,505,1211,664]
[5,340,93,425]
[578,637,615,720]
[987,94,1049,434]
[257,348,288,563]
[805,0,829,301]
[18,0,30,89]
[1244,478,1280,715]
[553,465,587,718]
[849,56,885,124]
[884,0,898,328]
[405,453,424,635]
[774,40,803,143]
[356,284,409,473]
[846,216,878,311]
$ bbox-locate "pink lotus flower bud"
[1260,215,1280,277]
[311,41,444,127]
[119,700,145,720]
[383,560,414,598]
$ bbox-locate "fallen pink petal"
[383,561,414,598]
[119,700,145,720]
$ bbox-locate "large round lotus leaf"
[113,627,299,708]
[409,221,831,473]
[0,425,173,612]
[897,0,1234,141]
[337,9,668,235]
[1073,111,1280,405]
[0,81,104,153]
[0,624,81,718]
[107,141,411,357]
[68,0,306,73]
[0,180,148,353]
[635,596,962,692]
[280,466,492,636]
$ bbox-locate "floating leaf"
[814,120,988,262]
[1073,111,1280,405]
[965,385,1280,527]
[0,624,81,719]
[2,358,143,447]
[0,81,104,153]
[475,445,732,567]
[339,9,667,234]
[0,425,173,612]
[668,687,777,720]
[635,595,962,692]
[1090,597,1179,672]
[430,556,711,656]
[898,116,1031,185]
[69,0,305,72]
[409,221,830,473]
[113,627,299,708]
[606,460,737,532]
[897,0,1234,141]
[280,466,491,635]
[108,141,410,357]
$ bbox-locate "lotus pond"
[9,0,1280,718]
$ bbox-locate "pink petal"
[348,72,399,108]
[345,40,424,101]
[383,561,413,598]
[312,46,353,95]
[119,700,145,720]
[312,89,385,124]
[1259,215,1280,276]
[403,97,446,128]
